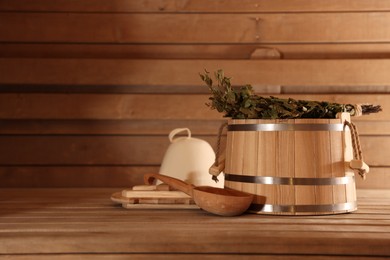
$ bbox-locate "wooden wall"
[0,0,389,188]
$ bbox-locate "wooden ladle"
[144,173,254,217]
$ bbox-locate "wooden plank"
[0,119,227,135]
[0,135,169,165]
[0,135,386,167]
[356,167,390,189]
[0,255,385,260]
[294,119,317,207]
[2,0,390,13]
[0,227,389,255]
[5,43,390,60]
[0,166,387,189]
[258,120,277,206]
[2,83,389,95]
[121,190,190,199]
[241,119,257,199]
[361,136,390,166]
[0,120,389,136]
[0,93,387,121]
[0,188,387,214]
[2,13,390,44]
[314,119,335,212]
[276,122,295,207]
[0,135,217,165]
[330,119,347,207]
[0,166,156,188]
[3,58,390,87]
[0,93,223,120]
[282,85,390,94]
[2,220,390,234]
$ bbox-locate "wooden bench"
[0,188,389,258]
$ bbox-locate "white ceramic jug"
[159,128,224,187]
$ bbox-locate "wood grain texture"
[225,119,244,192]
[314,119,334,209]
[2,13,390,43]
[0,124,387,167]
[294,119,317,206]
[0,93,387,120]
[1,0,389,191]
[241,119,258,197]
[0,166,388,189]
[258,121,277,206]
[356,167,390,189]
[0,119,227,135]
[5,43,390,60]
[2,0,390,12]
[0,119,389,136]
[224,118,359,215]
[3,58,390,87]
[276,121,295,207]
[0,256,387,260]
[0,135,216,165]
[0,166,155,188]
[0,188,389,257]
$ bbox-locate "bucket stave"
[224,113,357,215]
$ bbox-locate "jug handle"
[169,128,191,142]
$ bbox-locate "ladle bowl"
[144,173,254,217]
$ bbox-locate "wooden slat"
[0,255,359,260]
[0,165,387,189]
[4,43,390,60]
[2,13,390,44]
[0,93,387,121]
[0,255,380,260]
[0,119,226,135]
[361,136,390,166]
[353,121,390,136]
[0,93,222,120]
[282,85,390,94]
[2,0,390,13]
[2,221,389,234]
[2,83,390,95]
[0,135,217,165]
[1,120,390,136]
[0,166,156,188]
[1,224,389,255]
[0,136,174,166]
[3,58,390,87]
[356,167,390,189]
[0,136,387,166]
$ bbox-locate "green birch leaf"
[200,70,381,119]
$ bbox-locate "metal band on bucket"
[249,201,357,213]
[225,173,355,186]
[228,123,344,132]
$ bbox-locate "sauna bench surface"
[1,188,389,259]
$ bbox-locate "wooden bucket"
[224,113,357,215]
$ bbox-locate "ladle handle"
[144,173,195,196]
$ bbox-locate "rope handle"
[344,121,369,179]
[209,122,228,183]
